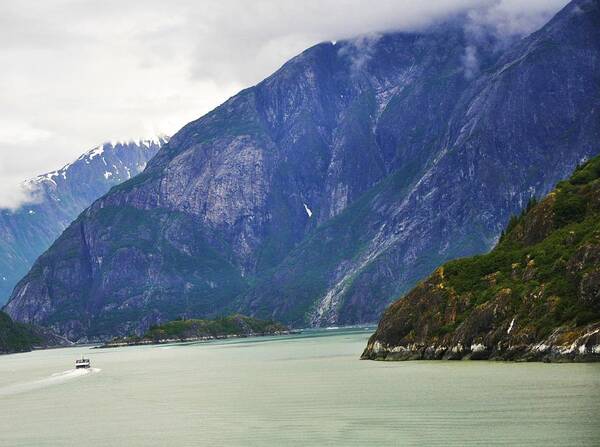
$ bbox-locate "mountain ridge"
[0,137,166,303]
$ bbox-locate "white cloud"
[0,0,569,209]
[338,33,383,76]
[0,180,42,212]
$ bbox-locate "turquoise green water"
[0,328,599,446]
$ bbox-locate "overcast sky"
[0,0,568,209]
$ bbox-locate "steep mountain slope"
[239,0,600,325]
[0,310,70,354]
[0,138,165,304]
[0,311,42,354]
[362,155,600,362]
[5,0,600,341]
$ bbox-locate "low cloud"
[337,34,382,76]
[0,0,569,209]
[471,0,567,38]
[0,181,42,212]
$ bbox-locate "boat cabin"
[75,357,91,369]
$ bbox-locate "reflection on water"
[0,327,599,447]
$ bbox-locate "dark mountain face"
[0,138,165,304]
[5,0,600,341]
[0,310,41,354]
[0,309,70,354]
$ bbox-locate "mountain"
[362,154,600,362]
[4,0,600,341]
[248,0,600,327]
[0,137,166,304]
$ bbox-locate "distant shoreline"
[95,329,302,349]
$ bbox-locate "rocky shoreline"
[97,329,301,349]
[362,323,600,362]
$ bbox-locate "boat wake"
[0,367,101,397]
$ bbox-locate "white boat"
[75,357,91,369]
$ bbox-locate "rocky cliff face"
[239,0,600,325]
[0,138,165,304]
[4,0,600,341]
[362,155,600,362]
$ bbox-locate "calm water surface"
[0,328,599,446]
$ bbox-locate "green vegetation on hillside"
[0,311,42,354]
[32,205,249,338]
[108,314,289,345]
[442,157,600,337]
[364,155,600,361]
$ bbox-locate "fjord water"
[1,328,598,446]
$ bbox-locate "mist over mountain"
[4,0,599,341]
[0,1,569,211]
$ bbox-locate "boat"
[75,357,91,369]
